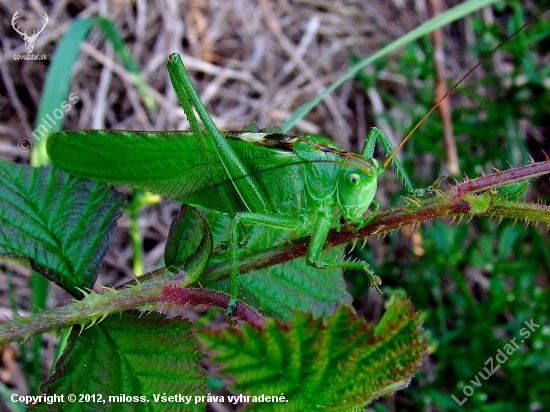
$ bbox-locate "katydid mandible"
[47,53,436,314]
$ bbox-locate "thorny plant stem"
[0,283,263,345]
[449,159,550,201]
[129,159,550,288]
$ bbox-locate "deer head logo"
[11,11,49,54]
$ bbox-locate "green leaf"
[0,160,124,297]
[30,311,206,412]
[197,296,427,411]
[497,224,521,262]
[495,181,529,200]
[462,192,492,214]
[238,247,351,321]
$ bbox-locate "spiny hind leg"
[363,127,446,196]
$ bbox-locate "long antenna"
[382,7,547,169]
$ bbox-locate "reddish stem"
[450,159,550,201]
[161,284,264,327]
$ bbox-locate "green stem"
[128,189,144,276]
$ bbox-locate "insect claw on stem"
[369,275,383,292]
[226,298,238,324]
[432,174,448,190]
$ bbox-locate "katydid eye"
[346,172,361,188]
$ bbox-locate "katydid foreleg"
[364,127,443,196]
[232,205,382,293]
[305,208,381,291]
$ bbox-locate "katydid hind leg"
[167,54,276,318]
[167,54,271,215]
[167,54,238,222]
[169,55,247,318]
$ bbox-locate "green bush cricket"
[47,53,439,316]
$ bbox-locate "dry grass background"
[0,0,547,409]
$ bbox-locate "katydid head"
[337,155,383,221]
